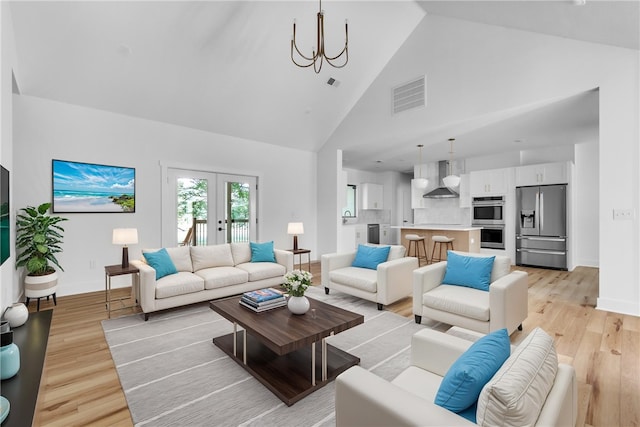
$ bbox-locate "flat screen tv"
[52,159,135,213]
[1,164,9,265]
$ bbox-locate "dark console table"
[1,309,52,426]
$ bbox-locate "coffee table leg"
[311,342,316,386]
[233,322,237,357]
[243,329,247,365]
[322,337,327,381]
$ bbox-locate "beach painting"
[52,159,135,213]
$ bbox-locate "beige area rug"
[102,286,448,426]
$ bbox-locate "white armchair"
[335,328,577,427]
[321,245,418,310]
[413,251,528,335]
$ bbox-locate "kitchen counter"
[398,225,481,259]
[392,224,482,231]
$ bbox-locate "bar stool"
[405,234,428,266]
[431,235,455,263]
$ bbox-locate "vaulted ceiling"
[9,1,640,172]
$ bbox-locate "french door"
[162,168,257,247]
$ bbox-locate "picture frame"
[52,159,135,213]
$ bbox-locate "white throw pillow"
[476,327,558,427]
[143,247,193,272]
[190,244,234,271]
[387,245,406,261]
[231,242,252,265]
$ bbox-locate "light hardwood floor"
[29,264,639,426]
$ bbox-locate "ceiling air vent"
[392,75,426,115]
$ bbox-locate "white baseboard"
[596,297,639,317]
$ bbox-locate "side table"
[287,248,311,272]
[104,264,139,319]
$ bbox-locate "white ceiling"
[9,1,639,172]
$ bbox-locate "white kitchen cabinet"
[515,162,567,186]
[470,168,508,196]
[458,174,471,208]
[361,183,384,209]
[380,224,391,245]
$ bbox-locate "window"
[342,184,356,218]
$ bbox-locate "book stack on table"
[240,288,287,312]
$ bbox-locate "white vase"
[287,296,310,315]
[3,303,29,328]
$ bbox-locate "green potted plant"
[15,202,67,306]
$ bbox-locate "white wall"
[1,2,18,313]
[574,142,599,267]
[320,15,639,315]
[13,95,317,296]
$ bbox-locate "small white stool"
[405,234,428,266]
[431,235,455,263]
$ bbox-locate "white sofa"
[321,245,418,310]
[335,328,577,427]
[413,251,528,335]
[131,243,293,320]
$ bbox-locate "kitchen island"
[393,225,482,260]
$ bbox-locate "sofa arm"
[321,252,356,287]
[335,366,474,427]
[274,249,294,272]
[376,257,418,305]
[489,270,528,334]
[130,260,157,314]
[412,262,447,316]
[410,329,474,376]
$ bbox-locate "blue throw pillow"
[351,244,391,270]
[143,248,178,280]
[250,241,276,263]
[435,328,510,413]
[442,251,495,291]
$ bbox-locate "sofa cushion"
[250,241,276,263]
[143,248,178,280]
[435,328,510,413]
[387,245,406,261]
[155,272,204,299]
[442,251,495,291]
[236,261,286,282]
[191,244,234,271]
[231,242,252,265]
[450,250,511,283]
[476,327,558,426]
[352,244,391,270]
[195,266,249,290]
[423,285,490,321]
[330,267,378,293]
[143,247,193,272]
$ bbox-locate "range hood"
[423,161,459,199]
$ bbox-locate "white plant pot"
[24,271,58,299]
[3,303,29,328]
[287,296,310,315]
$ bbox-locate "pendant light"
[443,138,461,188]
[412,144,429,189]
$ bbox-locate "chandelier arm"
[292,40,319,62]
[324,47,348,63]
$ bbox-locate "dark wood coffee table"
[209,295,364,406]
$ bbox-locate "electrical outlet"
[613,209,634,220]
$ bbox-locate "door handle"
[218,227,226,231]
[517,248,566,256]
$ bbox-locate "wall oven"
[472,196,506,249]
[472,196,505,224]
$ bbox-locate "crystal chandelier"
[291,0,349,74]
[443,138,461,188]
[412,144,429,189]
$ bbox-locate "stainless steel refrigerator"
[516,184,567,270]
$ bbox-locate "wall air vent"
[392,75,426,115]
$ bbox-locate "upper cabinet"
[361,183,384,209]
[515,162,568,187]
[470,168,508,196]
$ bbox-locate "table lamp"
[112,228,138,268]
[287,222,304,251]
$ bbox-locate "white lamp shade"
[287,222,304,235]
[112,228,139,245]
[412,178,429,190]
[443,175,461,188]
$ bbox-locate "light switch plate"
[613,208,634,220]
